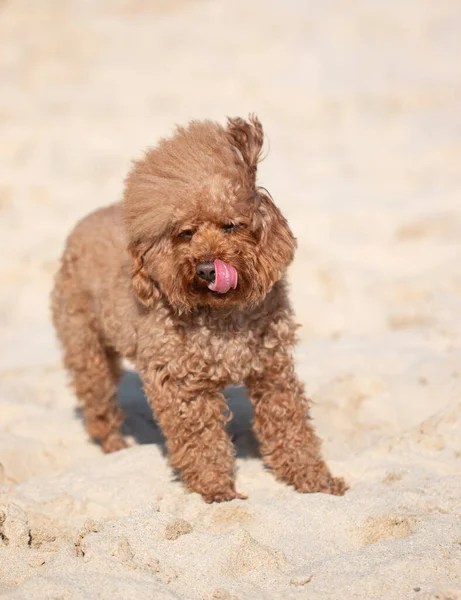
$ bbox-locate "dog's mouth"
[193,282,236,297]
[194,259,238,295]
[207,259,238,294]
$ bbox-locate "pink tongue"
[208,259,238,294]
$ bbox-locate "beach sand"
[0,0,460,598]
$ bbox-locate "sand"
[1,0,460,598]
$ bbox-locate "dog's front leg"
[142,367,245,503]
[246,347,347,496]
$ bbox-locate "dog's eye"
[222,223,237,233]
[178,229,195,241]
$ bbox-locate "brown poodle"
[51,115,347,502]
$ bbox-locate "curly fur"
[51,115,347,502]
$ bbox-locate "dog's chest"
[184,324,261,385]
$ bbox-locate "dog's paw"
[101,435,130,454]
[202,489,248,503]
[328,476,348,496]
[288,461,348,496]
[296,474,348,496]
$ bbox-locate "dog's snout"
[196,261,215,283]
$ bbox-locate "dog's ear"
[129,244,161,307]
[226,114,264,182]
[253,191,296,279]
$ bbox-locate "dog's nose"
[196,261,215,283]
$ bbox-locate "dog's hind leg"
[51,259,127,453]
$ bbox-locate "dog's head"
[124,115,296,313]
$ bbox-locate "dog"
[51,115,346,502]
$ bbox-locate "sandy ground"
[1,0,461,598]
